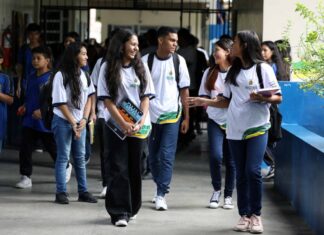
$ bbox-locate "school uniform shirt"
[0,72,14,139]
[91,57,108,120]
[223,63,281,140]
[198,68,228,129]
[52,70,96,122]
[23,71,52,132]
[141,53,190,124]
[97,62,155,139]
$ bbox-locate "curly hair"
[104,29,147,103]
[58,42,87,109]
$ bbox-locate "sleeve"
[141,54,148,63]
[4,75,14,97]
[96,62,110,100]
[178,55,190,89]
[142,63,156,100]
[198,68,210,97]
[52,71,68,106]
[261,63,282,95]
[90,57,103,87]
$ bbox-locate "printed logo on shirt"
[130,78,140,88]
[166,69,175,80]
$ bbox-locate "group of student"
[0,23,287,233]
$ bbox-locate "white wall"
[98,9,202,42]
[263,0,318,60]
[0,0,36,32]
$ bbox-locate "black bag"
[268,104,282,143]
[39,71,91,130]
[39,73,55,130]
[256,63,283,143]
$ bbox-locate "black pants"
[19,127,57,177]
[95,118,108,187]
[104,126,144,223]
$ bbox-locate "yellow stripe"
[244,131,266,140]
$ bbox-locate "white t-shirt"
[223,63,281,140]
[52,70,95,122]
[91,57,109,120]
[97,62,155,139]
[141,53,190,124]
[198,67,228,127]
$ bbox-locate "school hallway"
[0,131,314,235]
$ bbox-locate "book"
[256,87,280,97]
[106,98,143,140]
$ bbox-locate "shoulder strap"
[256,63,264,89]
[85,71,91,87]
[147,52,154,72]
[172,53,180,85]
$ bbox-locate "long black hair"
[261,41,286,81]
[58,42,86,109]
[226,30,264,86]
[105,29,147,103]
[205,38,233,91]
[275,39,291,81]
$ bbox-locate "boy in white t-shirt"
[142,26,190,211]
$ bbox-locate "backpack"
[256,63,283,143]
[39,71,91,130]
[147,52,180,87]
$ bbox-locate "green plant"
[293,1,324,97]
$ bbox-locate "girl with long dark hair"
[97,29,155,227]
[189,31,282,233]
[261,41,286,81]
[51,42,97,204]
[187,38,236,209]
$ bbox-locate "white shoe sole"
[223,205,234,209]
[115,220,128,227]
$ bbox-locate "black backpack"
[39,71,91,130]
[256,63,283,143]
[147,52,180,87]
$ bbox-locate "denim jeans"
[228,133,268,216]
[149,120,180,196]
[52,114,87,193]
[207,119,235,197]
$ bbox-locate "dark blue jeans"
[149,120,180,196]
[228,133,268,216]
[208,119,235,197]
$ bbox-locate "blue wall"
[274,81,324,235]
[279,82,324,136]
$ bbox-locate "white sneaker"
[209,190,221,208]
[16,175,32,189]
[155,196,167,210]
[223,196,234,209]
[130,214,137,220]
[115,219,128,227]
[99,186,107,198]
[65,163,72,183]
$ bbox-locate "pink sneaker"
[250,214,264,234]
[233,216,250,232]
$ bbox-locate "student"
[274,39,291,81]
[142,26,190,211]
[51,42,97,204]
[0,48,14,154]
[224,31,282,233]
[261,41,286,81]
[97,29,155,227]
[187,38,236,209]
[15,46,57,189]
[16,23,42,99]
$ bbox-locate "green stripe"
[242,123,271,140]
[157,111,180,123]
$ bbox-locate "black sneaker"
[78,192,98,203]
[55,192,69,204]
